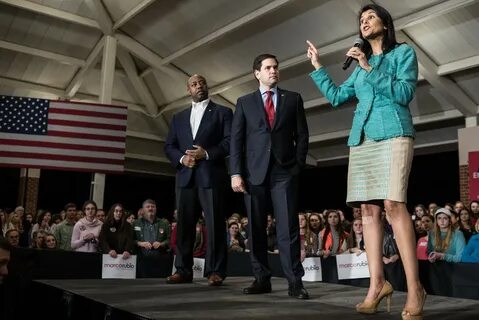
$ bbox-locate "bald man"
[165,75,233,286]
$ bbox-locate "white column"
[91,35,117,208]
[465,115,478,128]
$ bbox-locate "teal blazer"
[310,44,418,146]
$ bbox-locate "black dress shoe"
[288,285,310,299]
[243,280,272,294]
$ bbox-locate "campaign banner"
[469,152,479,201]
[336,253,370,280]
[102,254,137,279]
[301,257,322,282]
[172,256,205,279]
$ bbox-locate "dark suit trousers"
[245,158,304,285]
[175,183,227,277]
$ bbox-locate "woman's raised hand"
[306,40,322,70]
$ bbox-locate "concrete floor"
[37,277,479,320]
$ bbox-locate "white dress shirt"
[190,98,210,139]
[179,98,210,165]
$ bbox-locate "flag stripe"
[0,133,125,149]
[48,113,127,126]
[48,119,127,131]
[0,159,123,173]
[0,95,127,173]
[48,130,125,142]
[0,151,124,165]
[49,107,127,120]
[1,144,125,160]
[50,101,128,115]
[0,139,125,154]
[48,125,126,138]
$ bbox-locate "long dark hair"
[321,209,347,250]
[105,203,127,229]
[358,4,399,58]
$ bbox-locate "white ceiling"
[0,0,478,175]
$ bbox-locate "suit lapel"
[193,101,214,142]
[182,106,194,143]
[272,88,285,130]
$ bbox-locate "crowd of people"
[2,199,478,266]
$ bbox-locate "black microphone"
[342,38,364,70]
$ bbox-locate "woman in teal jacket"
[306,4,424,320]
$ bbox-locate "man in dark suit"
[230,54,310,299]
[164,74,232,286]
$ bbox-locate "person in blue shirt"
[306,4,424,320]
[427,208,466,263]
[461,218,479,263]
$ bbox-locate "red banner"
[469,152,479,201]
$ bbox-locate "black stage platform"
[33,277,479,320]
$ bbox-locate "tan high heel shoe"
[356,280,394,314]
[401,289,427,320]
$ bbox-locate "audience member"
[461,219,479,263]
[99,203,134,259]
[469,200,479,221]
[227,222,245,252]
[266,214,278,253]
[308,213,323,256]
[30,210,53,239]
[71,200,102,253]
[299,213,318,258]
[133,199,171,256]
[0,211,13,237]
[428,202,438,215]
[413,204,427,220]
[31,230,47,249]
[383,215,405,291]
[126,213,136,225]
[347,218,365,254]
[459,208,476,243]
[0,239,11,285]
[43,233,57,250]
[5,229,19,248]
[96,209,106,223]
[319,210,349,257]
[454,201,465,214]
[427,208,466,263]
[53,203,77,251]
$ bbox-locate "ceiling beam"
[117,47,158,115]
[158,0,468,115]
[65,36,105,98]
[113,0,157,30]
[0,39,85,67]
[437,54,479,76]
[0,75,147,115]
[162,0,291,65]
[115,33,189,84]
[394,0,477,29]
[85,0,113,34]
[0,0,100,30]
[398,30,477,116]
[139,0,292,78]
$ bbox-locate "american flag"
[0,95,127,173]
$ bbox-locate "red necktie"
[265,91,275,128]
